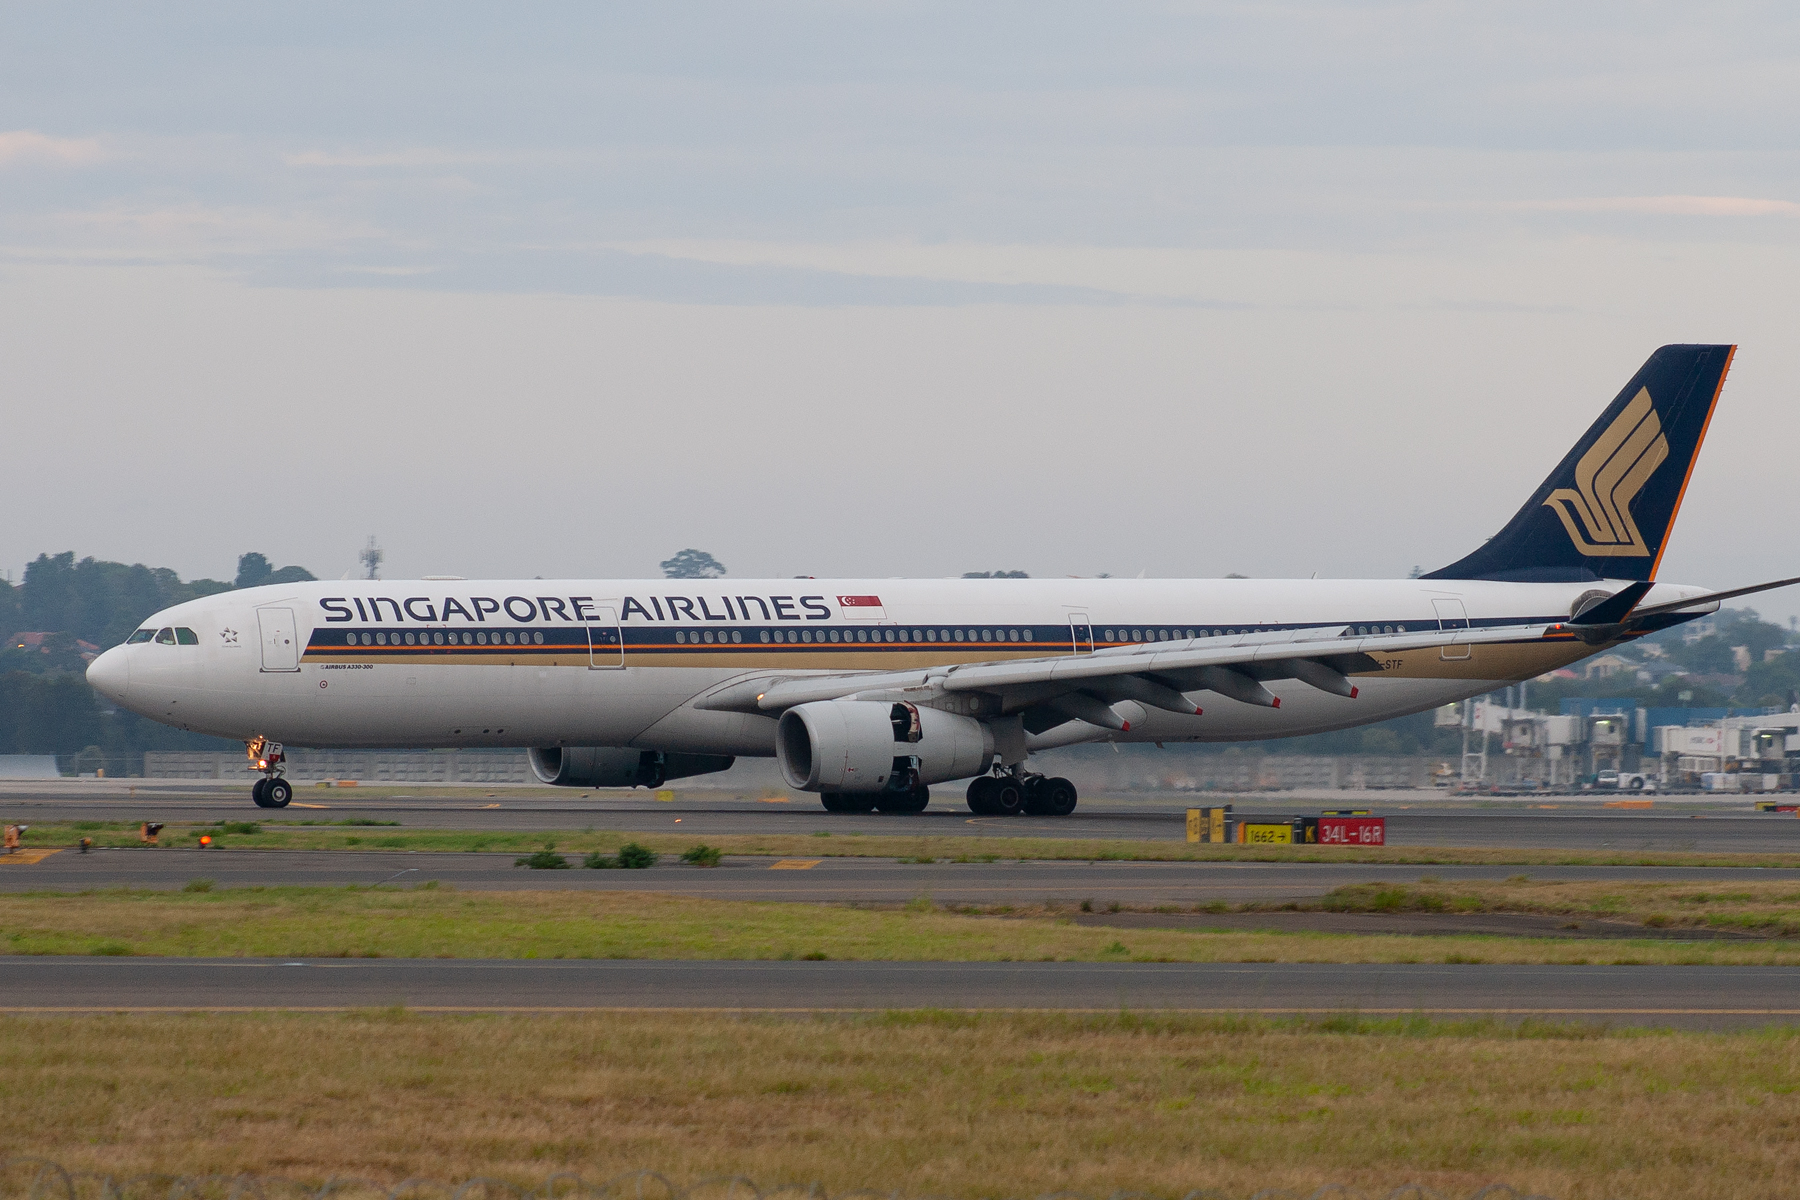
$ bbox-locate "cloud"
[0,131,105,167]
[243,244,1164,306]
[50,203,384,257]
[1522,195,1800,217]
[283,148,585,169]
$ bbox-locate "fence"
[0,1162,1555,1200]
[1044,754,1445,793]
[142,750,533,783]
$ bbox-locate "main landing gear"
[246,736,292,809]
[820,785,930,814]
[967,771,1077,817]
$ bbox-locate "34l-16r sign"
[1315,817,1385,845]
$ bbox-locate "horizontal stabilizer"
[1569,581,1655,626]
[1628,574,1800,619]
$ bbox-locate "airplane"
[87,344,1799,813]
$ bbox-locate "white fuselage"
[86,575,1704,758]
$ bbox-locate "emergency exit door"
[1432,598,1472,661]
[257,607,299,672]
[1067,611,1094,655]
[588,606,624,668]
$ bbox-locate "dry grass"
[7,887,1800,965]
[2,1011,1799,1200]
[20,820,1800,868]
[1308,878,1800,934]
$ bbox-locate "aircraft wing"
[693,620,1565,734]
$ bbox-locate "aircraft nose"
[86,646,131,703]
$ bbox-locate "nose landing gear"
[246,737,292,809]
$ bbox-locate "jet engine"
[527,747,735,788]
[777,700,992,793]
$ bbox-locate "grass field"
[5,886,1800,964]
[2,1010,1797,1199]
[17,818,1800,868]
[1305,877,1800,935]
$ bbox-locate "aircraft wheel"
[876,785,929,814]
[966,776,996,814]
[251,779,271,807]
[821,793,848,812]
[1040,777,1078,816]
[988,778,1025,816]
[264,778,293,808]
[839,793,877,813]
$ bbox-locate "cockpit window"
[175,628,199,645]
[154,628,176,645]
[126,629,155,644]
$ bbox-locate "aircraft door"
[1067,611,1094,655]
[257,607,300,672]
[588,606,624,669]
[1431,598,1472,661]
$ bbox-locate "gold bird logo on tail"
[1541,387,1668,557]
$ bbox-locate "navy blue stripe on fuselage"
[302,613,1591,662]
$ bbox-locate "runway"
[3,958,1795,1029]
[7,847,1800,902]
[5,780,1799,853]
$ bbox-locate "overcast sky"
[5,3,1800,618]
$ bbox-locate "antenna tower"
[359,536,384,581]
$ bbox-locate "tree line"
[0,551,314,763]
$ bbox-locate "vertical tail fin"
[1424,344,1734,583]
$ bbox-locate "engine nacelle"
[527,747,735,788]
[777,700,993,793]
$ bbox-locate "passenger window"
[127,629,154,644]
[154,628,176,645]
[175,628,199,645]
